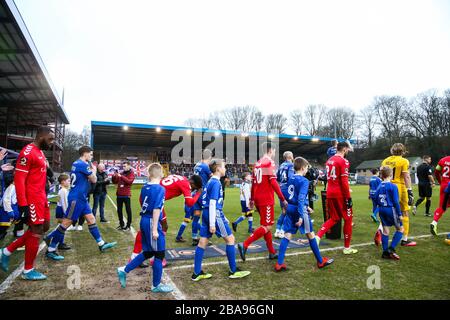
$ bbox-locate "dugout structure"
[91,121,354,183]
[0,0,69,172]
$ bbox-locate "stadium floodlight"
[123,125,129,131]
[311,138,319,142]
[156,127,162,133]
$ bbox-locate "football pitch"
[0,184,449,300]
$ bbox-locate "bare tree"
[304,104,327,136]
[241,106,261,132]
[223,107,244,131]
[208,111,225,131]
[80,126,91,146]
[184,118,200,127]
[405,90,450,138]
[250,110,265,132]
[289,109,303,136]
[62,128,91,171]
[359,106,379,147]
[326,107,356,140]
[265,113,287,134]
[373,95,409,143]
[442,89,450,136]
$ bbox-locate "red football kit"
[133,175,200,255]
[242,155,286,255]
[7,143,49,271]
[433,156,450,222]
[317,154,354,248]
[251,155,286,226]
[14,143,50,225]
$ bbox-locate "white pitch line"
[167,231,450,271]
[0,241,47,294]
[106,194,186,300]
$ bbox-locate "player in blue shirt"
[374,166,404,260]
[275,151,295,238]
[194,149,212,188]
[192,149,212,245]
[117,163,173,293]
[44,146,116,260]
[192,159,250,281]
[369,168,382,223]
[275,157,334,271]
[326,140,338,158]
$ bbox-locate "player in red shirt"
[0,127,55,280]
[238,142,288,261]
[129,174,203,263]
[430,155,450,235]
[316,141,358,255]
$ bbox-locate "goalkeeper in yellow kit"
[374,143,417,247]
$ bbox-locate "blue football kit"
[65,160,93,221]
[194,162,212,189]
[200,176,231,239]
[140,183,166,252]
[375,181,403,228]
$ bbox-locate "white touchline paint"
[0,242,47,294]
[166,232,450,271]
[106,194,186,300]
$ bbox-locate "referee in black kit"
[413,155,436,216]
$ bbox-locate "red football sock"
[317,219,337,238]
[343,218,353,248]
[133,231,142,254]
[243,226,266,249]
[433,208,444,223]
[24,233,40,271]
[7,229,31,253]
[263,231,276,254]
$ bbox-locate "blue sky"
[15,0,450,134]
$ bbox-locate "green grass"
[0,184,449,300]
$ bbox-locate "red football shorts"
[28,201,50,225]
[327,197,352,221]
[257,205,275,226]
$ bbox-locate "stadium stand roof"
[91,121,355,162]
[356,157,422,171]
[0,0,69,170]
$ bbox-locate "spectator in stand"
[327,140,338,158]
[112,161,135,231]
[93,163,110,223]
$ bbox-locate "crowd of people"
[0,127,449,293]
